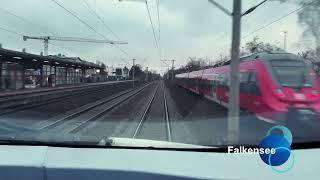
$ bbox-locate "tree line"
[168,35,320,78]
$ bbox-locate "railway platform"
[0,80,134,98]
[0,48,106,91]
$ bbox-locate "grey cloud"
[0,0,306,72]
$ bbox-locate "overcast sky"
[0,0,312,73]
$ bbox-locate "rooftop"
[0,48,103,69]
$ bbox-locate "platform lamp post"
[208,0,268,144]
[282,30,288,51]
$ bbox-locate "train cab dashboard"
[0,140,319,180]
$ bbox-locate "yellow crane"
[23,35,128,56]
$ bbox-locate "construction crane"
[23,36,128,56]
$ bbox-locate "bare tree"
[244,37,281,53]
[276,0,320,54]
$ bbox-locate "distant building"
[105,66,130,81]
[123,66,129,79]
[115,68,122,76]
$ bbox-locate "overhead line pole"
[228,0,241,145]
[208,0,242,145]
[208,0,232,16]
[208,0,269,144]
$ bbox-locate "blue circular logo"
[259,125,295,173]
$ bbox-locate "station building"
[0,47,106,90]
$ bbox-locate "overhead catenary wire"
[0,25,75,56]
[242,0,269,16]
[0,26,23,36]
[0,7,78,56]
[51,0,131,65]
[145,0,159,49]
[0,7,55,35]
[0,3,130,65]
[50,0,111,41]
[156,0,162,61]
[82,0,121,41]
[242,0,319,39]
[214,0,318,55]
[82,0,130,65]
[156,0,160,42]
[144,0,162,70]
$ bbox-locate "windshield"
[0,0,320,154]
[271,60,313,88]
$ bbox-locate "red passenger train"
[175,52,320,125]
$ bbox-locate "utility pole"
[146,66,149,82]
[44,39,49,56]
[228,0,242,145]
[171,59,175,80]
[132,58,136,88]
[209,0,241,144]
[282,30,288,51]
[161,59,170,80]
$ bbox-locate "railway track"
[38,82,156,133]
[0,81,133,116]
[132,81,172,142]
[0,86,114,116]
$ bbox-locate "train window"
[217,74,223,88]
[200,79,206,90]
[212,80,217,92]
[200,79,204,89]
[249,72,257,83]
[206,80,211,91]
[240,72,250,93]
[219,73,229,88]
[225,73,230,88]
[248,72,261,96]
[240,72,250,83]
[271,60,313,88]
[271,60,304,67]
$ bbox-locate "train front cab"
[249,55,320,130]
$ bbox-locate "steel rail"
[163,82,172,142]
[132,83,160,138]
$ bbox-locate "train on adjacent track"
[175,52,320,126]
